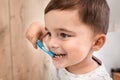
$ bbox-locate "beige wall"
[1,0,120,80]
[0,0,50,80]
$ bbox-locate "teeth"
[55,55,63,58]
[55,54,66,56]
[54,54,66,58]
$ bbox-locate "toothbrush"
[36,40,55,57]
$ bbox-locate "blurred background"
[0,0,120,80]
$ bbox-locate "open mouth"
[53,54,67,58]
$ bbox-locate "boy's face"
[45,10,96,68]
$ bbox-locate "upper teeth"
[54,55,63,58]
[55,54,66,56]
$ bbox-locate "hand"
[25,22,46,49]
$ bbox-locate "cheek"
[64,41,92,59]
[66,46,88,58]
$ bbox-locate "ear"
[92,34,106,51]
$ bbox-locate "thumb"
[31,36,38,49]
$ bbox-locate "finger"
[29,34,34,41]
[33,44,38,49]
[31,37,38,48]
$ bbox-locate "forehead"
[45,10,81,28]
[44,10,93,34]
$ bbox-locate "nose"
[46,37,59,51]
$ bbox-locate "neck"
[66,55,99,74]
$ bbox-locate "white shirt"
[48,57,112,80]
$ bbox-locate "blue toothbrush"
[36,40,55,57]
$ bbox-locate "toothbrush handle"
[36,40,55,57]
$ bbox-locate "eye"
[47,32,51,36]
[60,33,71,38]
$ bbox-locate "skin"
[44,10,106,74]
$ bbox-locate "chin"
[54,65,65,68]
[53,63,67,68]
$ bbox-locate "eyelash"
[47,32,51,36]
[59,33,71,38]
[46,32,71,39]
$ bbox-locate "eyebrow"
[55,28,76,34]
[45,27,75,34]
[56,28,70,32]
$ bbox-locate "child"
[26,0,112,80]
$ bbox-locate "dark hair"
[45,0,110,34]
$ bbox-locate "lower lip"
[52,55,65,61]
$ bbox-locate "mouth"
[53,53,67,60]
[55,54,67,57]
